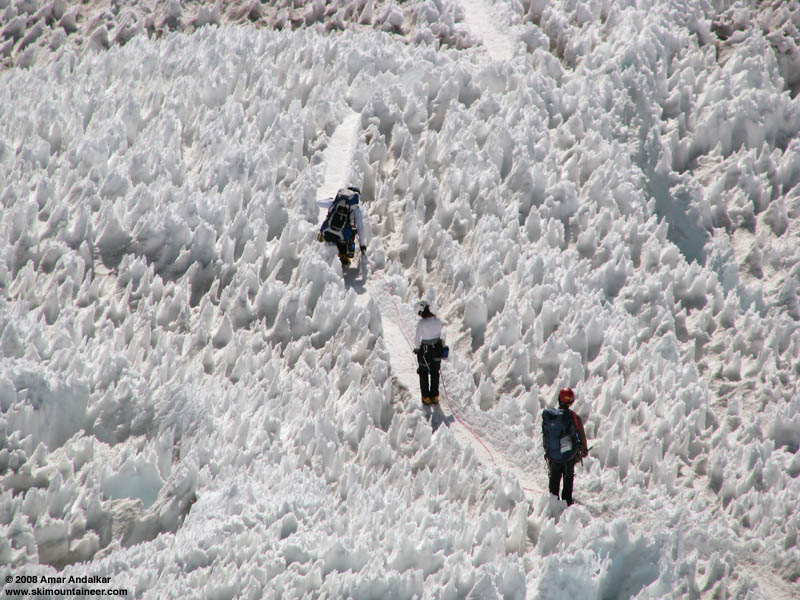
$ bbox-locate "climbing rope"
[361,255,550,497]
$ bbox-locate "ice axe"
[580,445,593,467]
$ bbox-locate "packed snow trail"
[312,16,550,517]
[317,111,361,201]
[317,112,551,512]
[459,0,514,62]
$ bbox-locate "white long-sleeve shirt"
[414,316,443,349]
[317,197,366,247]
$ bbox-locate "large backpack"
[320,188,358,244]
[542,408,579,463]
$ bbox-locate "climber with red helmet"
[541,387,589,506]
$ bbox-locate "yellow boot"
[432,395,439,405]
[422,396,432,405]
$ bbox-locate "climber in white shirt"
[413,300,445,406]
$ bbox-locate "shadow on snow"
[425,404,455,432]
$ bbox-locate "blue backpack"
[320,188,359,244]
[542,408,579,463]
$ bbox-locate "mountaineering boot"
[422,396,432,405]
[432,395,439,404]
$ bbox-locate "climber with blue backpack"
[542,387,589,506]
[318,187,367,268]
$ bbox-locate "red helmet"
[558,388,575,405]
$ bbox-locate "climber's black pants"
[548,460,576,505]
[416,344,441,398]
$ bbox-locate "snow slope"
[2,1,800,598]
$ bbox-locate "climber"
[413,300,445,406]
[318,186,366,267]
[542,387,589,506]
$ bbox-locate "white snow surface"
[2,1,800,598]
